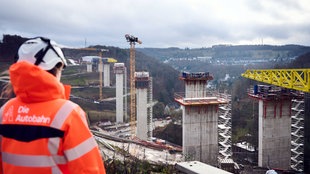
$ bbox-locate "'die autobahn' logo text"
[13,105,51,124]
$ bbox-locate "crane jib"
[241,69,310,93]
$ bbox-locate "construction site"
[63,35,310,174]
[0,34,309,174]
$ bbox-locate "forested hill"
[137,44,310,61]
[0,35,28,64]
[2,34,310,64]
[288,52,310,68]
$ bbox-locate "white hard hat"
[16,37,67,70]
[266,170,277,174]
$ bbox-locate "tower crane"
[125,34,142,136]
[71,47,108,100]
[241,69,310,93]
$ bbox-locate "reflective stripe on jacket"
[0,61,106,174]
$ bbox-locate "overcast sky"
[0,0,309,48]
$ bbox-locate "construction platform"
[174,93,228,106]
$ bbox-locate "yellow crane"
[125,34,142,136]
[242,69,310,93]
[242,69,309,173]
[71,47,108,100]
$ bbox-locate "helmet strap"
[34,37,63,67]
[34,45,49,66]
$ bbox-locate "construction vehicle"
[125,34,142,137]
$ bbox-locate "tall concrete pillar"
[114,63,125,123]
[258,99,291,169]
[86,62,92,72]
[103,63,110,87]
[182,104,219,165]
[135,72,150,141]
[175,72,226,166]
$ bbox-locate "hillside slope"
[138,44,310,61]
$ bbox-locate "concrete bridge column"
[258,99,291,169]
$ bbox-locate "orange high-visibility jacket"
[0,61,106,174]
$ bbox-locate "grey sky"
[0,0,309,48]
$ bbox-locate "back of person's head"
[15,37,67,71]
[2,37,68,102]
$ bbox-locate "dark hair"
[0,70,15,101]
[47,62,63,76]
[1,82,15,100]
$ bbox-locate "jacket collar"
[9,61,70,103]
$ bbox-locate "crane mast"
[125,34,142,136]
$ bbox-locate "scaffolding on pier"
[218,94,233,165]
[291,98,304,172]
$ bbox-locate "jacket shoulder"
[61,100,87,123]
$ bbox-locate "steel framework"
[242,69,310,93]
[291,98,304,172]
[218,94,232,161]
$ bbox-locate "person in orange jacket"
[0,37,106,174]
